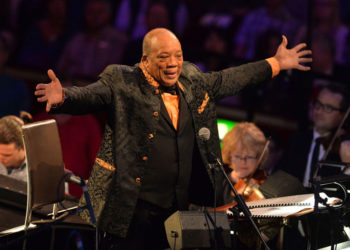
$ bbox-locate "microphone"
[198,127,214,163]
[198,127,211,142]
[198,127,222,167]
[198,127,222,166]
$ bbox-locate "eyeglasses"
[313,99,342,113]
[232,154,257,162]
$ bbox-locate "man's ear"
[141,54,150,71]
[141,54,148,65]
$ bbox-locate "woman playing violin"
[221,122,282,249]
[222,122,268,188]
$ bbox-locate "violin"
[234,169,267,202]
[213,169,267,212]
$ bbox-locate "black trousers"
[100,199,176,250]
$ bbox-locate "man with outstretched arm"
[35,28,311,249]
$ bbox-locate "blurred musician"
[221,122,280,249]
[277,83,350,187]
[0,112,32,182]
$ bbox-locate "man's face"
[143,32,183,87]
[312,89,344,135]
[0,143,25,168]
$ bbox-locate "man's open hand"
[35,69,63,112]
[274,35,312,71]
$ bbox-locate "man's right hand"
[35,69,64,112]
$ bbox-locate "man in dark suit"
[278,84,350,187]
[35,28,311,249]
[276,83,350,250]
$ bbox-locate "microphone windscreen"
[198,127,210,141]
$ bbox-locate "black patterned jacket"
[55,60,272,237]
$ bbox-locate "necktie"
[310,137,323,179]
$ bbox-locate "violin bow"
[322,104,350,162]
[242,137,271,194]
[255,137,271,169]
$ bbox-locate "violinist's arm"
[340,140,350,175]
[229,171,240,184]
[340,140,350,163]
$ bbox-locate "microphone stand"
[64,172,98,250]
[205,162,219,250]
[215,159,270,250]
[198,127,268,249]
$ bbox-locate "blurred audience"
[15,0,46,51]
[339,0,350,26]
[123,2,171,66]
[0,0,23,31]
[200,27,231,71]
[285,0,308,23]
[58,0,127,79]
[114,0,188,41]
[17,0,72,70]
[114,0,151,40]
[233,0,300,60]
[295,0,350,68]
[0,31,31,117]
[311,32,336,76]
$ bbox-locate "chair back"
[22,119,65,228]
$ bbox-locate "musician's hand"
[274,35,312,71]
[229,171,240,184]
[35,69,64,112]
[340,140,350,163]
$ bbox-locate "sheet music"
[249,206,313,218]
[228,193,341,218]
[245,193,338,209]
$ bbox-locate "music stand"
[23,119,67,229]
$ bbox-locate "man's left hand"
[274,35,312,71]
